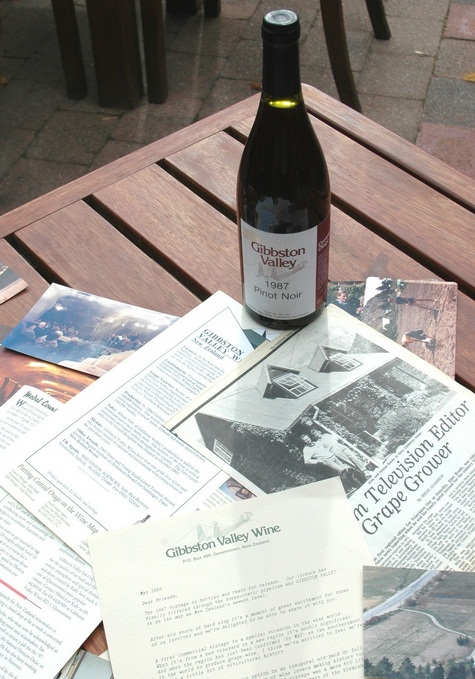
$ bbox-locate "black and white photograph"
[172,306,454,497]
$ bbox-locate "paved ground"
[0,0,474,216]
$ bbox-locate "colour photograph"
[364,566,475,679]
[2,284,178,377]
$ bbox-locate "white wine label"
[240,216,330,321]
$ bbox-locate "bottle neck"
[261,39,301,101]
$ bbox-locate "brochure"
[0,386,102,679]
[0,292,281,561]
[361,278,457,377]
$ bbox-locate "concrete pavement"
[0,0,474,216]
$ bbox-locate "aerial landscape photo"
[364,567,475,679]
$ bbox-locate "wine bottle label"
[240,214,330,321]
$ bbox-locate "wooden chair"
[320,0,391,112]
[51,0,167,108]
[164,0,389,111]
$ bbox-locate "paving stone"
[357,53,434,99]
[221,39,262,81]
[168,14,245,57]
[26,109,119,165]
[0,0,474,216]
[423,76,475,126]
[165,50,227,96]
[358,94,424,142]
[370,16,444,56]
[0,54,27,80]
[0,125,35,178]
[416,122,475,178]
[301,64,340,102]
[0,78,64,130]
[112,98,202,145]
[91,140,145,171]
[435,37,475,78]
[0,5,53,59]
[197,78,258,120]
[444,3,475,39]
[0,157,89,215]
[385,0,451,21]
[13,34,65,89]
[300,23,333,68]
[221,0,261,20]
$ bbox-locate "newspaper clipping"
[168,304,474,572]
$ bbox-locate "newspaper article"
[0,386,102,679]
[167,304,475,571]
[0,293,283,560]
[88,479,373,679]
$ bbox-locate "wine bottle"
[237,9,331,328]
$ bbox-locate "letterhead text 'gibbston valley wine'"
[237,9,331,328]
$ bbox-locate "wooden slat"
[302,84,475,212]
[164,131,241,210]
[91,165,242,302]
[12,201,200,317]
[453,292,475,390]
[0,239,49,327]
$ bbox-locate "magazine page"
[0,292,285,561]
[88,478,373,679]
[167,303,474,571]
[0,387,102,679]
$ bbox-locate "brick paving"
[0,0,474,216]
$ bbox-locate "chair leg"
[85,0,144,108]
[365,0,391,40]
[139,0,168,104]
[204,0,221,17]
[50,0,87,99]
[319,0,362,112]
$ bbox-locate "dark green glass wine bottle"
[237,9,331,329]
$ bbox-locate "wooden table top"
[1,83,474,654]
[1,85,474,389]
[0,86,475,382]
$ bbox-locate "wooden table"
[0,83,474,652]
[2,85,474,386]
